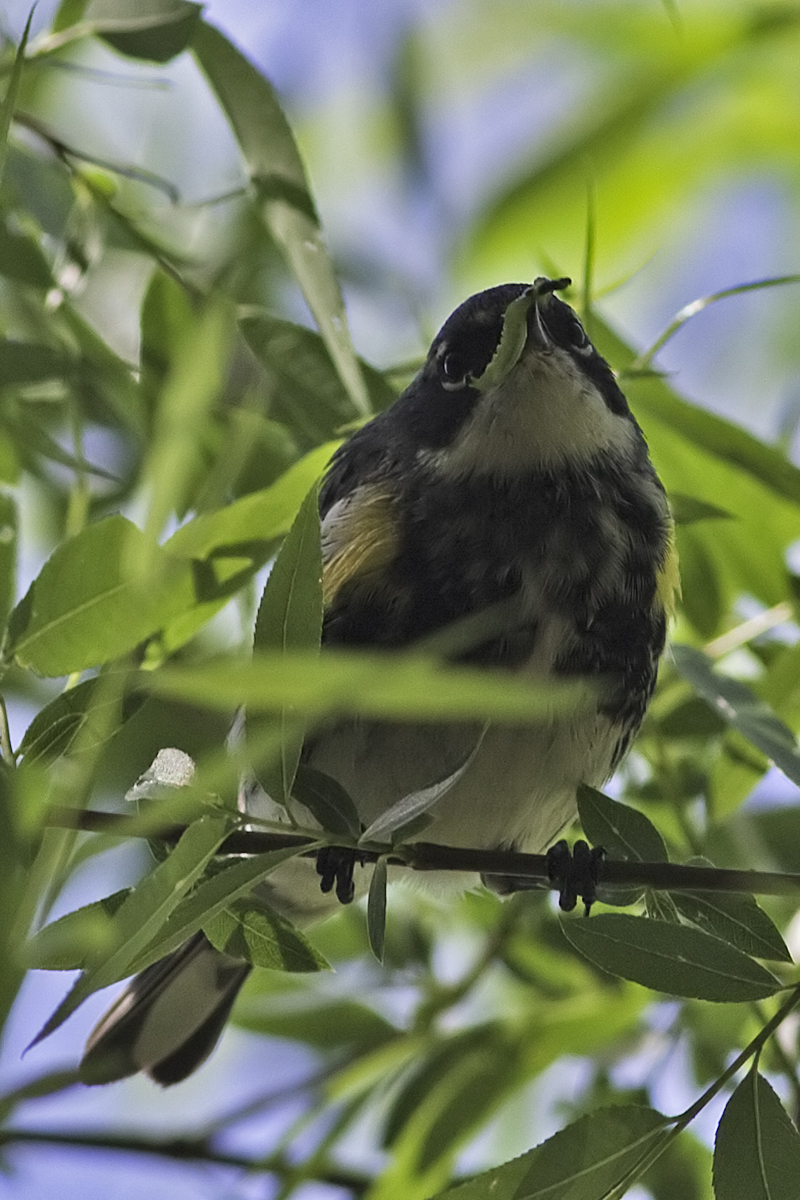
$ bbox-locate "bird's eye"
[441,351,470,389]
[566,319,592,355]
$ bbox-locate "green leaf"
[234,996,395,1050]
[433,1105,669,1200]
[240,313,395,444]
[0,8,32,187]
[145,649,591,723]
[252,482,323,801]
[367,856,387,963]
[673,862,791,963]
[143,300,233,540]
[674,524,725,638]
[5,515,196,676]
[24,889,131,969]
[589,314,800,614]
[360,726,488,844]
[0,223,53,288]
[139,268,196,401]
[30,813,231,1044]
[192,21,371,417]
[630,378,800,509]
[87,0,202,63]
[0,340,73,386]
[672,644,800,787]
[291,764,362,838]
[578,784,668,862]
[714,1070,800,1200]
[669,492,733,525]
[17,676,146,764]
[383,1025,520,1177]
[0,491,17,632]
[52,0,90,34]
[562,913,780,1002]
[205,895,328,972]
[164,442,338,561]
[129,845,309,973]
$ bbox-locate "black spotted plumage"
[80,278,677,1087]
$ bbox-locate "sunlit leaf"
[433,1104,669,1199]
[5,515,196,676]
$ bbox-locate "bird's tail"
[80,933,251,1086]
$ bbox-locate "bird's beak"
[526,278,557,354]
[474,277,567,394]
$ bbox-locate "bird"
[81,276,679,1085]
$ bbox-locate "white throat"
[429,347,638,478]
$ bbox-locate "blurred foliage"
[1,1,800,1198]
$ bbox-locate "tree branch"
[43,805,800,899]
[0,1126,370,1193]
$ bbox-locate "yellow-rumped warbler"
[82,277,679,1085]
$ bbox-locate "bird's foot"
[546,839,606,915]
[316,847,365,905]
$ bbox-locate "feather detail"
[321,486,399,607]
[655,524,681,619]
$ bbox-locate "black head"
[389,279,633,460]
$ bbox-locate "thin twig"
[42,806,800,899]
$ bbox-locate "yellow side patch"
[322,488,399,608]
[655,523,681,620]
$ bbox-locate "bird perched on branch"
[82,277,678,1085]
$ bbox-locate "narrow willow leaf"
[0,1069,83,1123]
[5,515,196,676]
[0,341,73,387]
[361,726,487,844]
[146,651,589,723]
[0,223,53,288]
[17,676,146,764]
[431,1105,669,1200]
[416,1038,520,1173]
[30,814,231,1045]
[127,845,309,973]
[0,8,32,186]
[291,764,361,838]
[91,0,202,63]
[367,857,388,963]
[234,998,395,1050]
[669,492,733,525]
[25,889,131,970]
[714,1070,800,1200]
[383,1025,503,1149]
[253,483,323,801]
[143,300,233,541]
[240,312,395,442]
[205,896,328,972]
[562,913,780,1002]
[193,22,370,416]
[165,442,338,561]
[578,785,668,862]
[0,491,17,631]
[674,524,725,638]
[672,644,800,786]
